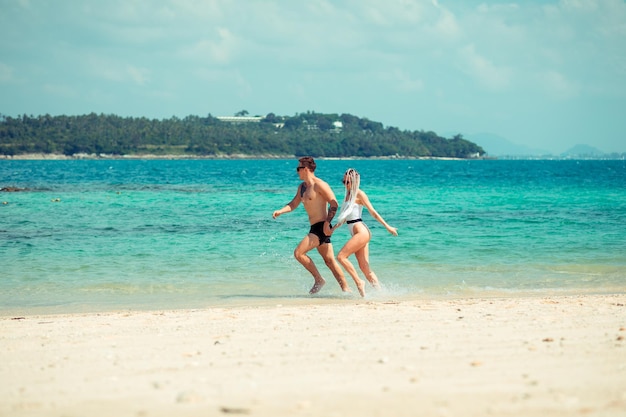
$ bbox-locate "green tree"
[0,112,485,158]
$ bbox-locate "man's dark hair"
[298,156,316,172]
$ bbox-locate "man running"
[272,157,351,294]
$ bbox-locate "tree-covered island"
[0,111,486,159]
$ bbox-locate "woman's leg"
[355,244,380,288]
[336,232,370,296]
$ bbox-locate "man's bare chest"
[301,182,319,202]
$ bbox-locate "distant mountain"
[446,132,622,159]
[561,144,605,157]
[462,133,551,156]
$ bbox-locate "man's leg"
[317,243,351,292]
[294,234,326,294]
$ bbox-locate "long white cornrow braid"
[336,168,361,227]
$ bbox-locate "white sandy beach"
[1,294,625,417]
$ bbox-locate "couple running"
[272,156,398,297]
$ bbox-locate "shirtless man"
[272,157,351,294]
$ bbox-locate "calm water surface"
[1,159,625,314]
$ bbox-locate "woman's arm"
[358,190,398,236]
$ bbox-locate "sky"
[1,0,625,155]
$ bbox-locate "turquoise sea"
[1,159,625,314]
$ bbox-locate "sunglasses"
[342,180,350,184]
[296,166,306,172]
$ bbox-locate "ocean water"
[1,159,625,314]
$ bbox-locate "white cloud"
[193,68,251,99]
[182,28,238,65]
[434,8,461,40]
[127,66,150,86]
[351,0,432,27]
[385,69,425,93]
[86,55,151,86]
[16,0,32,9]
[459,44,511,91]
[1,0,626,152]
[537,0,626,96]
[42,83,78,98]
[0,62,14,83]
[536,70,580,99]
[559,0,600,12]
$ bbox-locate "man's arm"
[326,200,338,223]
[318,180,339,224]
[273,184,302,219]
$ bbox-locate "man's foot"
[309,278,326,294]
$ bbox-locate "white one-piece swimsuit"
[345,204,364,235]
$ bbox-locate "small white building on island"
[216,116,265,123]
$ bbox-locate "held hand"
[272,210,281,219]
[323,222,332,236]
[330,220,344,234]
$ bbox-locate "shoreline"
[2,293,625,416]
[1,288,625,318]
[0,153,481,161]
[3,153,623,161]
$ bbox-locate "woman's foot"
[356,279,366,297]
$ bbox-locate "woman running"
[331,168,398,297]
